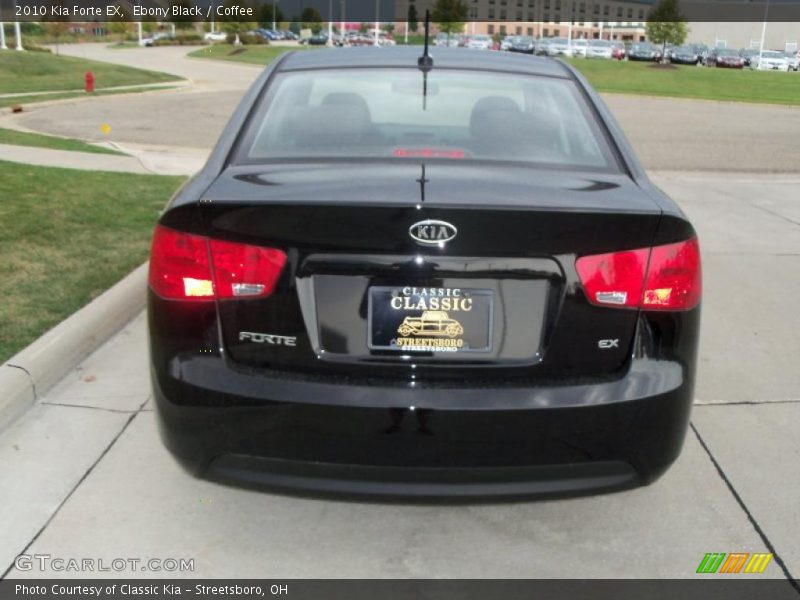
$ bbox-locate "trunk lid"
[201,163,661,380]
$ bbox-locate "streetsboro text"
[15,584,269,596]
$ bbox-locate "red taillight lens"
[149,226,214,300]
[642,237,701,310]
[575,248,649,309]
[209,238,286,299]
[148,225,286,301]
[576,237,701,311]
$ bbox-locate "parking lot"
[1,45,799,581]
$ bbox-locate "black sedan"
[148,48,702,498]
[670,45,701,65]
[627,42,662,61]
[508,35,536,54]
[707,47,745,68]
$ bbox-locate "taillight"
[148,225,286,301]
[208,238,286,299]
[642,238,702,310]
[576,237,701,311]
[149,226,214,300]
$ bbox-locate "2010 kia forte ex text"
[147,47,702,498]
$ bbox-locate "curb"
[0,83,188,116]
[0,263,148,431]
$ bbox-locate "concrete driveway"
[1,171,798,580]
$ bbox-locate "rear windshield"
[237,68,618,171]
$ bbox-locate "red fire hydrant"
[85,71,95,93]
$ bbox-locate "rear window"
[237,68,618,171]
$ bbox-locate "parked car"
[203,31,227,42]
[751,50,789,71]
[535,38,551,55]
[611,42,626,60]
[251,29,277,42]
[434,33,462,47]
[140,32,172,47]
[347,34,375,47]
[627,42,661,61]
[500,35,514,51]
[669,45,701,65]
[148,47,702,498]
[508,35,536,54]
[785,51,799,71]
[460,35,481,49]
[707,47,745,68]
[307,32,329,46]
[281,30,299,41]
[739,48,759,67]
[569,38,589,57]
[545,37,570,56]
[586,39,614,59]
[381,32,396,46]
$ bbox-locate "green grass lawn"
[396,34,427,45]
[187,44,316,65]
[0,128,124,155]
[0,161,184,362]
[566,58,800,106]
[0,50,181,94]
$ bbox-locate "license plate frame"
[367,286,494,353]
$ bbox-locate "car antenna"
[417,10,433,110]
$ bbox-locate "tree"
[109,5,133,40]
[432,0,467,43]
[300,7,323,33]
[259,4,284,28]
[169,0,197,30]
[42,0,71,53]
[646,0,688,62]
[218,0,258,35]
[407,4,418,34]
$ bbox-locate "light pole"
[374,0,379,46]
[0,0,7,50]
[567,0,576,54]
[136,0,143,44]
[12,0,22,50]
[328,0,333,45]
[273,0,278,31]
[757,0,770,69]
[210,0,215,33]
[340,0,345,41]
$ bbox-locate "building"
[395,0,654,41]
[687,21,800,52]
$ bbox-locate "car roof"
[278,47,570,78]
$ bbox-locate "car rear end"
[587,41,613,59]
[148,50,701,498]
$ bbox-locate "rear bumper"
[152,351,695,498]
